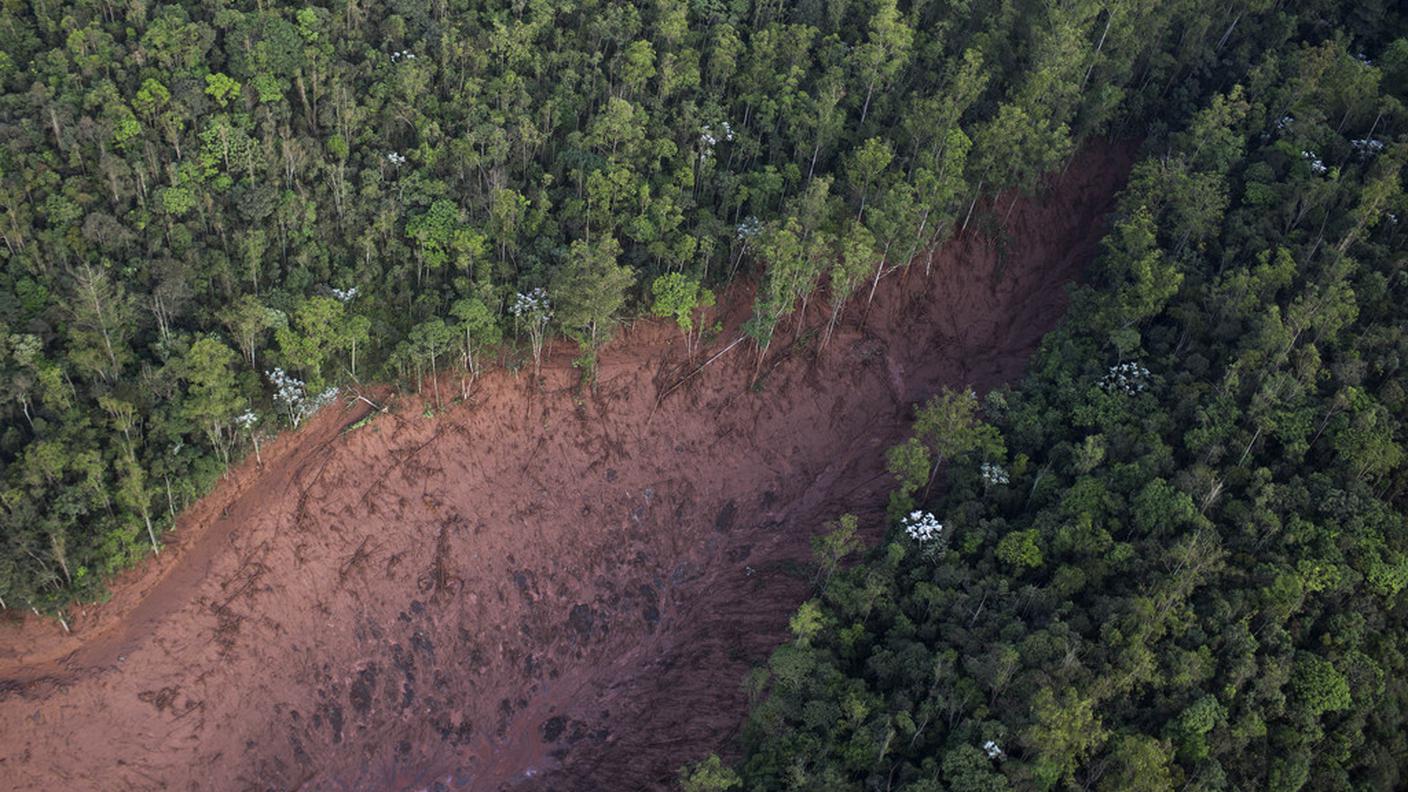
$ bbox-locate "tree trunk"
[1080,11,1113,91]
[143,509,159,554]
[961,180,984,232]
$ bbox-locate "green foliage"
[553,236,636,350]
[159,186,196,217]
[995,529,1043,570]
[811,513,859,588]
[1100,734,1175,792]
[884,436,930,517]
[734,25,1408,792]
[1290,653,1352,719]
[182,337,242,460]
[1027,687,1108,789]
[450,297,502,376]
[0,0,1396,702]
[678,754,741,792]
[913,388,1006,466]
[886,386,1005,518]
[650,272,714,334]
[276,296,351,389]
[746,216,808,349]
[828,222,874,318]
[1090,205,1183,339]
[204,72,239,107]
[788,599,826,645]
[219,295,285,371]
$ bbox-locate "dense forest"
[2,0,1406,785]
[0,0,1308,610]
[718,13,1408,792]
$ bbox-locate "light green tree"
[853,0,913,123]
[450,297,502,379]
[553,236,636,351]
[650,272,714,357]
[183,336,242,461]
[678,754,740,792]
[825,222,875,345]
[276,296,349,389]
[408,317,456,410]
[219,294,285,371]
[205,72,241,107]
[1025,687,1108,789]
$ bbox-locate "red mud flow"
[0,145,1132,791]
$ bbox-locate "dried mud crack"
[0,146,1131,792]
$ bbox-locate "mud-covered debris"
[714,500,737,532]
[568,604,594,639]
[411,630,435,659]
[349,664,377,714]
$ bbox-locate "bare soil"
[0,145,1132,791]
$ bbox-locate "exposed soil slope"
[0,145,1131,791]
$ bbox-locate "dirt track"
[0,145,1131,791]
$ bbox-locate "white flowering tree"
[901,510,945,558]
[1100,361,1150,394]
[510,288,553,375]
[235,409,263,465]
[981,462,1010,486]
[268,367,306,426]
[266,368,338,428]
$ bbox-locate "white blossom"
[266,369,338,427]
[983,740,1004,760]
[235,410,258,429]
[1302,150,1327,175]
[386,152,408,166]
[310,386,339,410]
[267,367,305,409]
[391,49,416,62]
[697,122,736,162]
[510,288,552,322]
[1275,114,1294,131]
[1100,361,1150,395]
[1351,137,1385,158]
[981,462,1010,486]
[902,511,944,544]
[735,216,761,240]
[330,286,358,303]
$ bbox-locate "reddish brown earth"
[0,145,1132,792]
